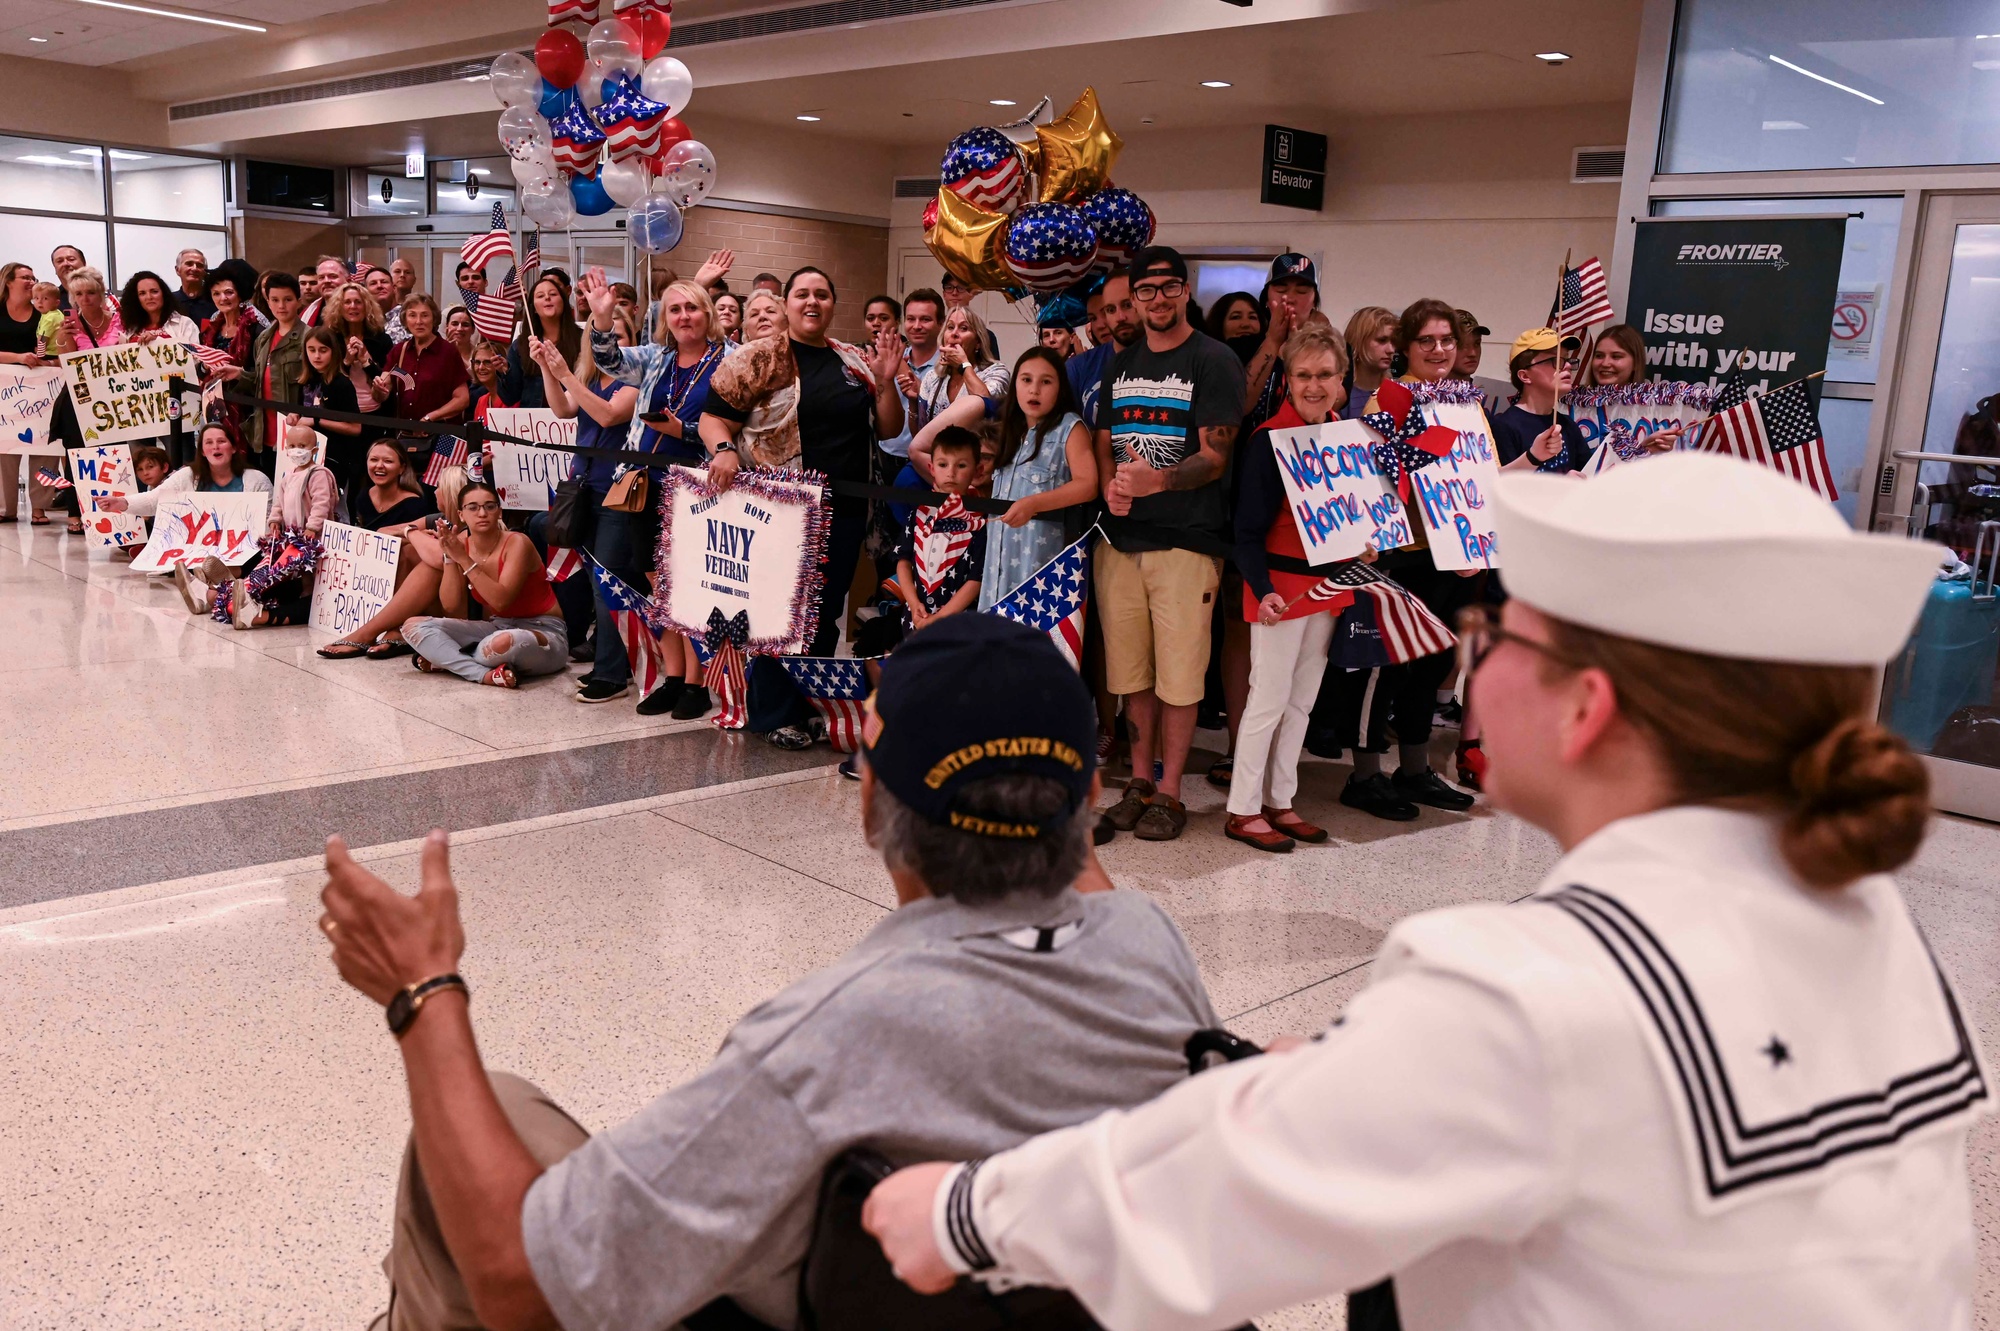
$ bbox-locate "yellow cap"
[1510,327,1582,362]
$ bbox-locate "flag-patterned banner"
[594,562,669,699]
[698,607,750,732]
[461,286,515,345]
[1700,379,1839,501]
[778,656,871,752]
[422,435,470,487]
[460,202,515,273]
[1313,562,1455,665]
[1553,257,1615,337]
[985,532,1091,670]
[545,546,584,583]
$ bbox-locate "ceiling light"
[1761,119,1809,130]
[1978,59,2000,70]
[28,35,48,42]
[68,0,268,32]
[70,147,152,160]
[1767,54,1884,105]
[990,98,1016,106]
[1536,51,1570,64]
[469,168,492,175]
[17,155,91,168]
[1200,80,1232,88]
[797,114,822,122]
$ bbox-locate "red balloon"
[635,7,671,59]
[922,197,940,232]
[534,29,586,89]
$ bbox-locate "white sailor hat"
[1491,452,1943,666]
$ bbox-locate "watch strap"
[387,972,468,1037]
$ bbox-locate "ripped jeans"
[404,613,569,683]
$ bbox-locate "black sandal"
[1206,756,1234,789]
[366,636,414,660]
[316,640,371,660]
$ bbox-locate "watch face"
[386,989,414,1035]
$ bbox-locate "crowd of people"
[6,235,1685,841]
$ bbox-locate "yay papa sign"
[131,492,269,574]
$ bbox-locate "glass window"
[0,215,106,284]
[354,172,425,217]
[246,161,336,213]
[1651,195,1904,385]
[1190,258,1278,313]
[431,159,516,215]
[0,134,105,216]
[108,151,224,226]
[1663,0,2000,173]
[111,223,227,292]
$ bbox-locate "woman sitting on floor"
[96,422,272,613]
[347,438,430,534]
[315,465,465,660]
[403,480,568,689]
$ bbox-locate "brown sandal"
[1133,794,1188,842]
[1225,814,1293,853]
[1263,807,1329,844]
[1101,778,1155,832]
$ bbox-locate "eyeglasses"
[1456,604,1578,677]
[1131,279,1186,301]
[1412,334,1458,351]
[459,501,500,514]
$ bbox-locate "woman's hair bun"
[1782,717,1930,888]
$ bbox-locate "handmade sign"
[486,407,576,510]
[68,444,147,548]
[1267,419,1413,564]
[1406,402,1503,571]
[130,491,269,574]
[0,364,63,454]
[650,464,828,656]
[60,341,197,446]
[309,521,403,637]
[1566,382,1712,464]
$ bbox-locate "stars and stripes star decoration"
[1308,561,1456,666]
[460,202,516,274]
[1003,202,1100,294]
[694,607,751,732]
[777,656,872,752]
[594,562,671,699]
[1080,187,1156,276]
[592,73,669,161]
[549,100,608,177]
[940,126,1030,214]
[985,532,1091,670]
[1360,378,1459,501]
[1699,378,1839,501]
[1551,257,1615,338]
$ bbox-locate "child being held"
[854,425,987,658]
[31,282,64,356]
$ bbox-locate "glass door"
[1878,194,2000,822]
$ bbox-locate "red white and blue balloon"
[593,73,668,160]
[1080,187,1155,275]
[1004,202,1099,293]
[549,100,606,175]
[941,126,1029,214]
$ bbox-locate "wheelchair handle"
[1185,1028,1264,1075]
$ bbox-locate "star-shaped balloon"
[1037,87,1122,204]
[925,188,1017,292]
[549,100,606,176]
[593,72,669,161]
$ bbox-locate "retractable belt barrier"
[196,383,1338,578]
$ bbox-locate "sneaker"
[576,680,631,704]
[1101,778,1155,832]
[671,684,712,720]
[172,562,212,614]
[1433,699,1465,729]
[568,637,596,663]
[1339,772,1421,822]
[805,714,828,744]
[635,680,684,716]
[768,724,814,751]
[574,674,599,692]
[838,752,862,780]
[1393,766,1477,812]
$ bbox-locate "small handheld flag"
[460,202,515,274]
[985,532,1091,669]
[1550,257,1614,338]
[1300,562,1455,665]
[1700,378,1839,501]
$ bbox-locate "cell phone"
[638,412,674,425]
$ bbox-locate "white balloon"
[521,178,577,231]
[509,149,558,189]
[641,56,694,120]
[586,17,637,63]
[498,105,551,162]
[490,51,541,108]
[659,139,717,209]
[600,156,650,208]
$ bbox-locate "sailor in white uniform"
[862,451,1987,1331]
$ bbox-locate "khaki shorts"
[1094,540,1221,706]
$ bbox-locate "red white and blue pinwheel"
[1362,379,1460,501]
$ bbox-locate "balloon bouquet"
[490,0,718,256]
[925,89,1157,328]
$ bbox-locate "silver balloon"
[641,56,694,120]
[498,105,551,162]
[520,178,576,230]
[659,139,717,209]
[489,51,541,109]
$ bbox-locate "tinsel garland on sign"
[1567,380,1717,411]
[1397,378,1489,406]
[211,529,324,624]
[646,465,831,657]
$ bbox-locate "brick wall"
[659,208,888,344]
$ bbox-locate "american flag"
[521,230,541,280]
[1700,379,1839,501]
[460,286,516,345]
[1551,258,1615,338]
[942,127,1028,213]
[1310,562,1456,665]
[190,343,235,374]
[545,546,584,583]
[35,468,71,492]
[985,533,1090,670]
[594,562,669,698]
[778,657,871,752]
[423,435,470,487]
[460,202,515,275]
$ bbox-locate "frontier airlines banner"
[1625,215,1848,400]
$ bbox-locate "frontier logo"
[1676,243,1789,271]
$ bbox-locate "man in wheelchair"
[319,613,1220,1331]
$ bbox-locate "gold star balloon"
[1036,87,1123,205]
[925,188,1018,291]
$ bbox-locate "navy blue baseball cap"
[865,616,1096,839]
[1269,253,1318,289]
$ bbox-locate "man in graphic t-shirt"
[1093,246,1246,844]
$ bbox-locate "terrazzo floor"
[4,519,1998,1331]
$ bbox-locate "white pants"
[1227,612,1335,817]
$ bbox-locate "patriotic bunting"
[594,563,670,699]
[697,607,750,732]
[778,656,871,752]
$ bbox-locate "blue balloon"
[538,79,578,121]
[570,169,615,217]
[630,193,684,254]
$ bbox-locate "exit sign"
[1261,125,1326,212]
[404,151,426,179]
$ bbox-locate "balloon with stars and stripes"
[941,126,1030,214]
[1080,187,1156,276]
[1004,202,1100,294]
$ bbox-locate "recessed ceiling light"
[469,168,492,175]
[797,114,822,122]
[1536,51,1571,63]
[69,0,268,32]
[28,35,48,42]
[990,98,1016,106]
[1201,80,1232,88]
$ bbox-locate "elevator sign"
[1261,125,1326,212]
